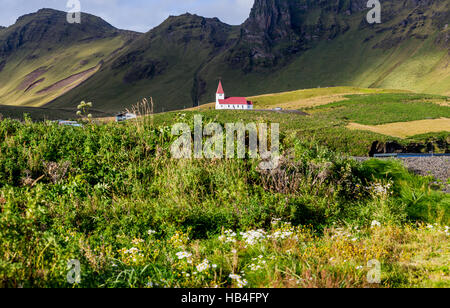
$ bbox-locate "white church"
[215,81,254,110]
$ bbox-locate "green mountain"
[48,14,240,112]
[1,1,449,114]
[0,9,139,107]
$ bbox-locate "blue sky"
[0,0,255,32]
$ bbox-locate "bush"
[0,117,448,287]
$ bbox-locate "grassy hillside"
[0,36,127,107]
[45,14,240,113]
[0,102,448,288]
[0,2,447,113]
[198,9,450,103]
[0,9,134,107]
[46,1,450,113]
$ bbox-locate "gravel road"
[355,156,450,192]
[399,157,449,183]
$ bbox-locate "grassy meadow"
[184,90,450,156]
[348,118,450,139]
[0,89,449,288]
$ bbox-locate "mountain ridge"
[0,1,448,113]
[0,8,136,107]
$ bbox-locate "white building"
[215,81,253,110]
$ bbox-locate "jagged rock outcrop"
[369,139,450,156]
[227,0,370,71]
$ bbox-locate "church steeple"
[216,81,225,107]
[216,81,224,95]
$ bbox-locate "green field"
[247,87,410,109]
[313,93,450,125]
[168,91,450,156]
[0,90,449,288]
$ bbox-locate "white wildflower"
[196,259,210,273]
[219,229,237,243]
[371,220,381,228]
[131,238,144,245]
[176,251,192,260]
[229,274,248,288]
[229,274,241,280]
[271,218,282,225]
[241,229,266,245]
[125,247,140,254]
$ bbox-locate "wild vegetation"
[181,91,450,156]
[0,0,448,289]
[0,97,448,287]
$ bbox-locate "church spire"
[216,81,224,95]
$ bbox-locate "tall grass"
[0,116,448,288]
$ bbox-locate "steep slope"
[47,14,239,112]
[226,0,367,70]
[49,0,449,113]
[0,9,137,107]
[3,1,448,113]
[199,0,450,98]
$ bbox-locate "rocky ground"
[355,156,450,193]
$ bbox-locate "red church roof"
[219,97,253,105]
[217,81,224,94]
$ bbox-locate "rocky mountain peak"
[0,8,120,57]
[243,0,369,37]
[244,0,294,41]
[230,0,369,71]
